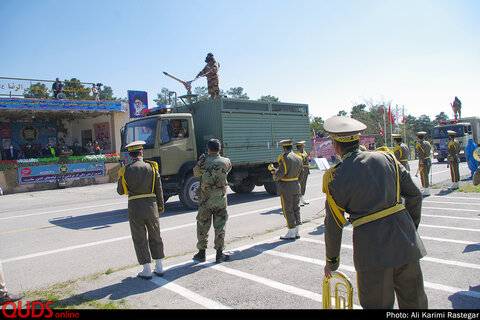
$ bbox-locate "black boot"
[215,249,230,263]
[193,249,206,262]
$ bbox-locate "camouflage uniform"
[193,154,232,250]
[416,138,431,189]
[197,58,220,99]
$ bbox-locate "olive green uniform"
[393,142,410,171]
[273,151,303,228]
[323,149,428,309]
[416,140,432,188]
[117,158,165,265]
[193,154,232,250]
[448,138,460,182]
[295,150,310,195]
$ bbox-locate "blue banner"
[0,98,126,112]
[17,162,105,184]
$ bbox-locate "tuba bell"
[322,271,353,309]
[473,147,480,162]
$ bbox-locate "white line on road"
[0,202,126,220]
[150,276,230,309]
[299,238,480,270]
[422,213,480,221]
[256,240,480,299]
[2,197,326,263]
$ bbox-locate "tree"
[24,82,50,99]
[227,87,249,100]
[63,78,91,100]
[98,86,115,101]
[258,95,280,102]
[337,110,347,116]
[309,115,325,138]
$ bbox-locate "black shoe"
[215,250,230,263]
[0,292,23,305]
[193,249,206,262]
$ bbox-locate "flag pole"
[383,105,387,146]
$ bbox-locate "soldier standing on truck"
[117,141,166,279]
[194,53,220,99]
[447,130,460,190]
[295,141,310,206]
[415,131,432,197]
[392,133,410,171]
[270,139,303,240]
[451,96,462,120]
[192,139,232,263]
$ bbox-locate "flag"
[402,107,405,123]
[378,122,384,136]
[388,105,394,124]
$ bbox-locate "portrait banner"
[127,90,149,118]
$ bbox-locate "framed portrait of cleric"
[128,90,149,118]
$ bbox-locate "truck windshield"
[433,125,464,139]
[122,118,157,150]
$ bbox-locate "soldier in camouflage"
[195,53,220,99]
[192,139,232,263]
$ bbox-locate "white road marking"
[150,276,230,309]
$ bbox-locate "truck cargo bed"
[175,98,310,166]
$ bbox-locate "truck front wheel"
[179,175,200,210]
[264,181,278,196]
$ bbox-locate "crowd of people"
[0,140,103,161]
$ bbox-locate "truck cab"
[120,113,200,208]
[433,120,470,162]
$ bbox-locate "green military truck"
[432,117,480,162]
[119,97,310,209]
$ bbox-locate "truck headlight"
[433,152,439,156]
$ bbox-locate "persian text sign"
[0,98,125,112]
[18,162,105,184]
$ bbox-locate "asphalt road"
[0,159,479,309]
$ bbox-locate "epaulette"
[144,160,159,173]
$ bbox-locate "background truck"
[432,117,480,162]
[120,97,310,209]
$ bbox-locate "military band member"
[295,140,310,206]
[415,131,432,196]
[392,133,410,171]
[322,116,428,309]
[117,141,165,279]
[193,139,232,263]
[195,53,220,99]
[447,130,461,190]
[270,139,303,240]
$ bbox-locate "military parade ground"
[0,160,479,310]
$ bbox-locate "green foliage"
[227,87,249,100]
[258,95,280,102]
[24,82,50,99]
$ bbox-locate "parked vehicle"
[432,117,480,162]
[120,97,310,209]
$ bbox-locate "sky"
[1,0,479,121]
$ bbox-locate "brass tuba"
[322,271,353,309]
[473,147,480,162]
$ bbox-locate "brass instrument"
[268,163,278,174]
[322,271,353,309]
[473,147,480,162]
